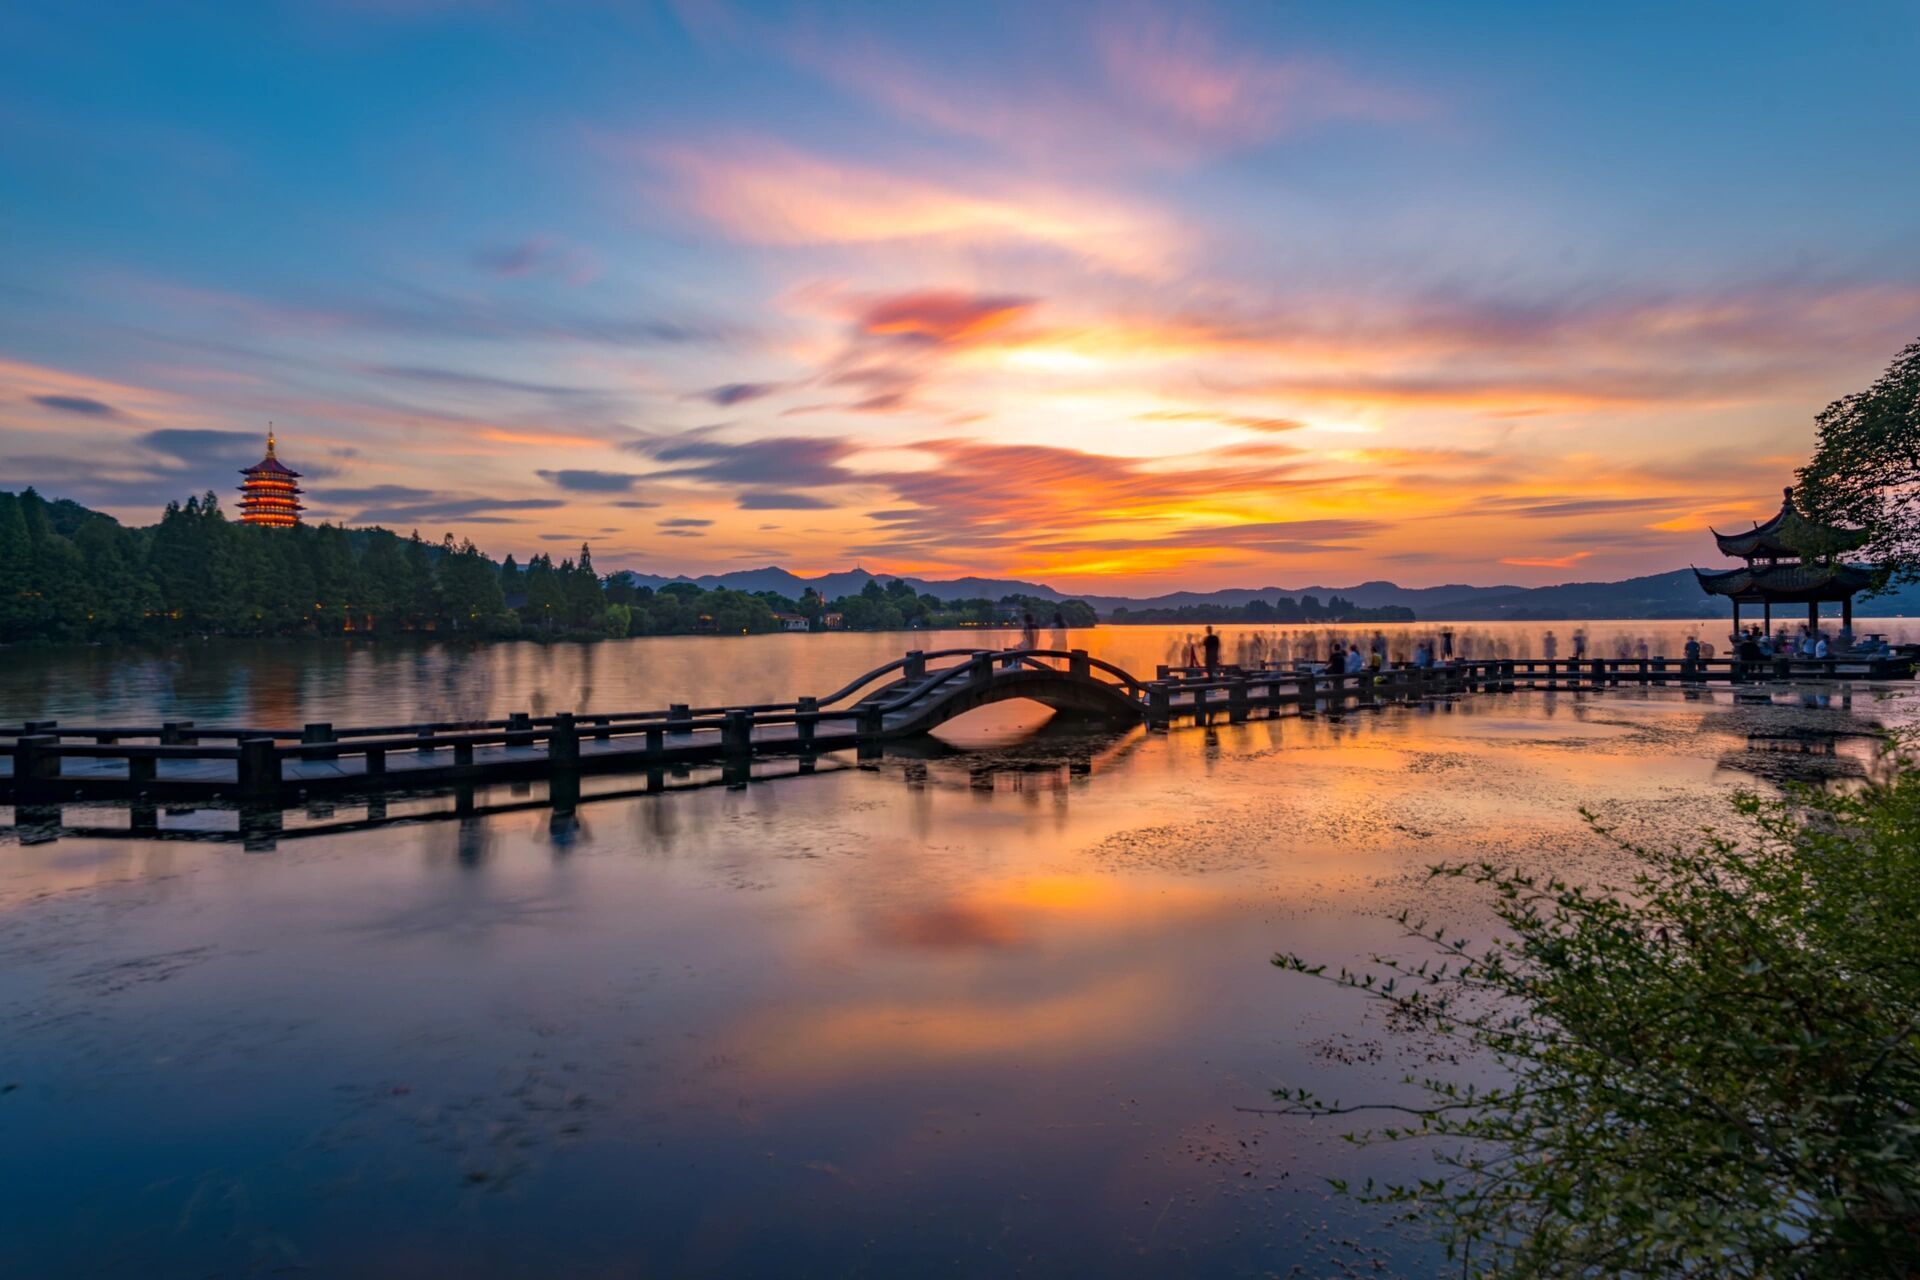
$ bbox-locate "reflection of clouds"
[728,874,1241,1087]
[870,874,1224,951]
[737,970,1173,1082]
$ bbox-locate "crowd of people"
[1717,624,1893,662]
[1147,621,1898,676]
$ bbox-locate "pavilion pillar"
[1763,601,1771,633]
[1843,596,1853,633]
[1808,601,1819,631]
[1731,600,1740,635]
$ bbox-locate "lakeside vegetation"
[0,488,1096,643]
[1272,735,1920,1277]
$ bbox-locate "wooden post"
[365,746,386,776]
[1070,648,1090,679]
[415,728,436,756]
[454,740,475,769]
[971,654,992,685]
[237,737,280,798]
[302,722,337,760]
[592,715,612,741]
[14,734,60,800]
[128,754,157,787]
[506,711,533,747]
[1148,683,1170,728]
[1326,667,1345,714]
[549,712,580,772]
[1773,654,1790,682]
[668,703,691,733]
[860,704,884,738]
[161,720,194,746]
[904,650,927,681]
[1228,676,1249,722]
[796,696,817,751]
[645,726,665,760]
[723,709,753,759]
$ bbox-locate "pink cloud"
[641,139,1181,274]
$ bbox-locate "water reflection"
[3,683,1918,1277]
[8,620,1918,728]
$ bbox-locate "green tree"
[1798,336,1920,589]
[1271,740,1920,1277]
[562,543,606,629]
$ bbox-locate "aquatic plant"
[1272,733,1920,1277]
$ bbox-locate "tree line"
[0,488,1097,644]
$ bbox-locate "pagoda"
[1694,486,1871,634]
[237,428,305,527]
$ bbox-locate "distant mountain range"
[619,566,1920,620]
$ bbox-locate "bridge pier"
[1147,683,1170,729]
[303,722,338,760]
[237,737,280,799]
[549,712,580,773]
[723,709,753,759]
[13,735,60,802]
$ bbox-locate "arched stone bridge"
[815,647,1149,738]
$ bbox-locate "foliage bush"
[1273,737,1920,1277]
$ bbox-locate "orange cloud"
[1501,551,1596,569]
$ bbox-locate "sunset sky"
[3,1,1918,593]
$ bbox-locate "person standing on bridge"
[1019,611,1040,651]
[1202,625,1222,674]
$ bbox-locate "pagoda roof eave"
[1693,562,1874,603]
[1711,487,1868,559]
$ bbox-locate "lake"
[3,624,1915,1276]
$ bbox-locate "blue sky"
[3,1,1917,589]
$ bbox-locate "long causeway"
[3,645,1912,804]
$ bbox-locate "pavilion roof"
[1693,561,1873,603]
[1710,487,1867,560]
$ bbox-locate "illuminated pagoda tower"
[1694,486,1871,635]
[237,427,305,527]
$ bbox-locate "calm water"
[3,619,1913,727]
[3,625,1916,1276]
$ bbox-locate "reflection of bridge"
[3,646,1912,805]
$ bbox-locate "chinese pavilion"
[1694,486,1871,634]
[237,428,305,527]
